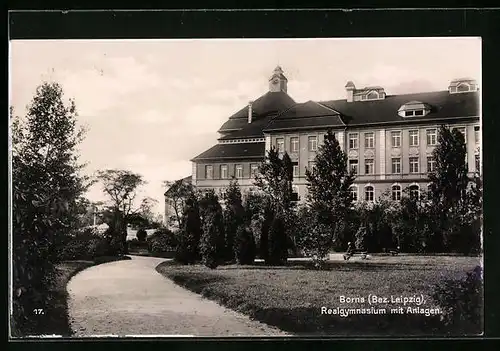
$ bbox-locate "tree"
[222,179,245,261]
[234,225,256,264]
[254,148,294,214]
[164,178,194,228]
[302,129,355,261]
[96,169,145,254]
[136,228,147,242]
[11,82,91,335]
[175,193,202,264]
[267,213,288,265]
[199,190,225,268]
[428,125,481,253]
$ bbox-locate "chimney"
[345,81,356,102]
[248,101,253,123]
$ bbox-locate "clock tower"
[269,66,288,93]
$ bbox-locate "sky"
[9,38,481,216]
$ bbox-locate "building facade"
[190,68,481,203]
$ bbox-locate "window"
[349,159,359,174]
[409,185,420,200]
[350,186,358,202]
[365,186,374,202]
[290,137,299,153]
[205,165,213,179]
[404,110,414,117]
[392,185,402,201]
[276,138,284,153]
[292,162,299,177]
[475,154,480,172]
[366,91,379,100]
[308,161,315,172]
[426,129,437,146]
[365,159,374,175]
[427,157,436,173]
[220,165,228,179]
[474,126,480,144]
[250,163,259,177]
[391,131,401,147]
[308,136,318,152]
[364,132,374,148]
[391,158,401,174]
[409,157,419,173]
[235,165,243,178]
[409,130,419,146]
[349,133,359,149]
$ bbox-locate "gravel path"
[67,255,289,337]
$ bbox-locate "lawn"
[14,256,130,337]
[156,255,482,336]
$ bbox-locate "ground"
[156,254,482,336]
[67,256,289,336]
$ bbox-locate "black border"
[6,7,500,350]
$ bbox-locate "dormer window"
[398,101,431,118]
[448,78,478,94]
[366,91,379,100]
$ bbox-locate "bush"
[354,225,368,251]
[127,238,148,251]
[267,214,288,265]
[175,195,202,264]
[136,228,147,242]
[59,227,102,261]
[200,212,225,269]
[147,228,178,254]
[431,266,483,334]
[234,225,256,265]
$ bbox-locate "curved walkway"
[67,256,289,337]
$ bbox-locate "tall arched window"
[409,184,420,200]
[365,185,374,202]
[350,185,358,202]
[392,184,402,201]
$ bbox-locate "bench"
[343,251,368,260]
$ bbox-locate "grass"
[156,255,482,336]
[16,255,131,337]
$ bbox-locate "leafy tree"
[199,190,225,268]
[428,125,482,253]
[254,148,294,214]
[96,169,145,253]
[164,178,193,228]
[268,213,288,265]
[234,225,256,264]
[302,129,355,261]
[222,179,245,261]
[175,193,202,264]
[11,82,91,335]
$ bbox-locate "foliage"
[222,179,245,261]
[164,178,194,228]
[354,225,368,251]
[234,225,256,265]
[297,208,334,268]
[431,266,483,333]
[427,125,482,254]
[96,169,145,254]
[147,228,178,254]
[199,190,225,268]
[254,148,293,214]
[11,82,92,336]
[267,214,288,265]
[136,228,147,242]
[175,193,202,264]
[305,129,355,248]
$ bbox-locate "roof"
[220,91,296,125]
[320,90,479,126]
[263,100,345,131]
[219,116,271,140]
[191,142,265,162]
